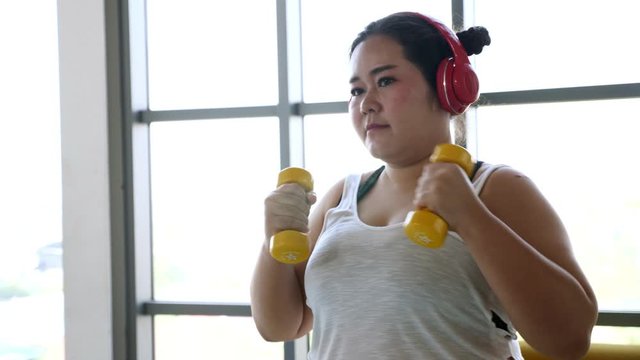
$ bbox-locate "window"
[115,0,640,358]
[474,99,640,311]
[0,1,64,359]
[473,0,640,92]
[149,117,281,303]
[154,316,282,359]
[146,1,279,110]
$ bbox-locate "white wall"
[58,0,114,358]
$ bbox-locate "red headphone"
[415,13,479,115]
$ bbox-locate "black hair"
[349,12,491,93]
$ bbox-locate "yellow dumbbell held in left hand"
[403,143,474,248]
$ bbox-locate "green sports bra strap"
[357,165,386,203]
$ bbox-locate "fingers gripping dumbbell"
[270,167,314,264]
[403,144,474,248]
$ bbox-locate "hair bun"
[456,26,491,56]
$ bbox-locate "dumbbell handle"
[270,167,314,264]
[403,144,474,248]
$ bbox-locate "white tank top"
[305,164,524,359]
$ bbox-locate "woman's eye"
[378,77,395,87]
[350,87,364,96]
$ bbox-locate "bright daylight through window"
[0,1,64,359]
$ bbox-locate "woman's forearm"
[250,242,308,342]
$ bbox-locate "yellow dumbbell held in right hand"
[403,144,474,248]
[270,167,314,264]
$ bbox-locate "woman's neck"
[381,158,429,192]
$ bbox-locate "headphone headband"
[412,12,479,115]
[413,13,470,66]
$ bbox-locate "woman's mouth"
[366,123,390,132]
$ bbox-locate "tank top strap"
[472,163,508,194]
[335,173,363,211]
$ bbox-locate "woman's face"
[348,35,450,166]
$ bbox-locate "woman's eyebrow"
[350,64,397,84]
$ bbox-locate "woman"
[251,11,598,359]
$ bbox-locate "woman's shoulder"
[477,163,547,209]
[315,166,385,210]
[479,163,532,184]
[319,177,346,208]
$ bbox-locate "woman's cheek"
[386,86,413,109]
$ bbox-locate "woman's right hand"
[264,183,317,243]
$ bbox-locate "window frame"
[103,0,640,358]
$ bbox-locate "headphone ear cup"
[451,62,479,106]
[436,58,480,115]
[436,58,463,114]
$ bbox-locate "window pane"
[474,0,640,92]
[301,0,451,103]
[591,326,640,345]
[150,118,280,302]
[0,1,64,359]
[155,316,283,359]
[146,0,278,110]
[474,99,640,312]
[304,114,384,199]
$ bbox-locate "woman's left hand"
[412,162,480,231]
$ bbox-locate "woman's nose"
[360,91,380,115]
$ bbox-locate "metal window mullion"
[276,1,310,359]
[297,102,346,116]
[477,83,640,106]
[285,336,311,360]
[116,0,154,359]
[277,0,304,169]
[143,302,252,317]
[137,83,640,123]
[452,0,465,30]
[142,300,640,327]
[139,106,279,123]
[597,311,640,327]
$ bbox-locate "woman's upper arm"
[480,166,597,302]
